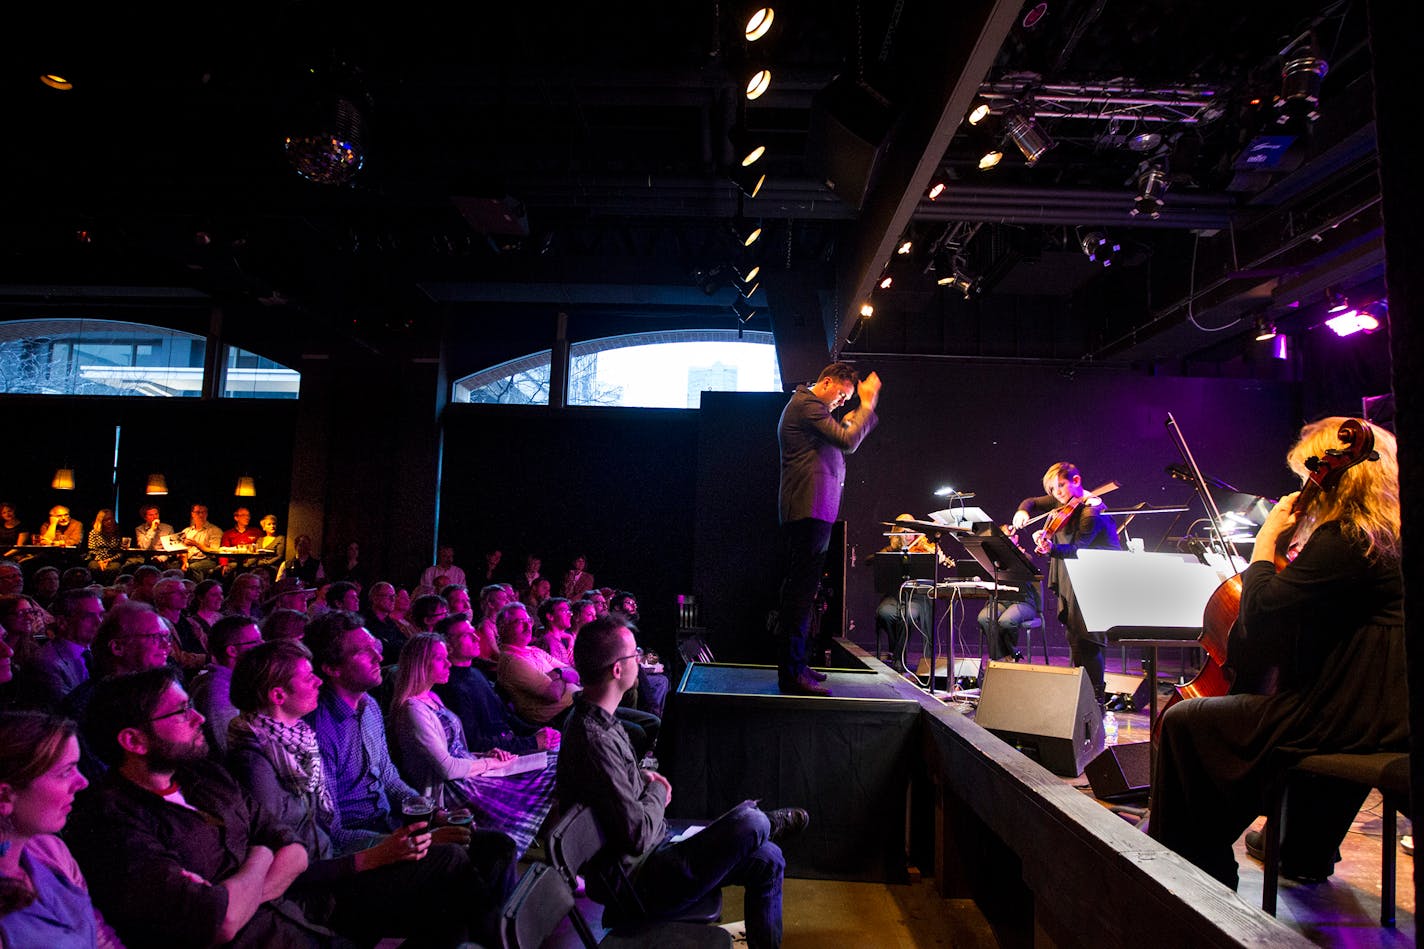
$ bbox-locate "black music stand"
[879,520,964,696]
[867,550,936,670]
[952,527,1042,670]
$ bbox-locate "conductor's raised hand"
[857,371,882,410]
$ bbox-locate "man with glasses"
[363,581,405,660]
[189,615,265,756]
[68,666,329,947]
[62,601,174,777]
[560,616,807,949]
[37,505,82,547]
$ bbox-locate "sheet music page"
[482,751,548,777]
[1066,549,1225,633]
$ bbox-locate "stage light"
[731,164,767,198]
[897,240,913,255]
[146,473,169,496]
[1080,230,1120,267]
[979,149,1003,170]
[741,264,761,283]
[927,181,946,200]
[40,74,73,91]
[1254,317,1278,341]
[51,468,75,491]
[732,296,758,323]
[1005,113,1053,165]
[878,275,893,289]
[746,69,771,100]
[745,7,774,41]
[1325,308,1380,336]
[1130,165,1168,219]
[1278,35,1328,124]
[741,222,763,246]
[968,102,991,125]
[859,303,875,318]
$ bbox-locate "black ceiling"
[0,0,1383,369]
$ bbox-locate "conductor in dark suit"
[775,362,881,695]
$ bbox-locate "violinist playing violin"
[1009,462,1119,700]
[1148,418,1405,890]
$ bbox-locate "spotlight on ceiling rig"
[1005,112,1053,165]
[1080,230,1120,267]
[732,296,758,323]
[1278,33,1328,125]
[1130,165,1168,219]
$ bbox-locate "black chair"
[500,863,732,949]
[546,804,723,930]
[1261,751,1412,927]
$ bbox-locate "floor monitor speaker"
[976,662,1103,776]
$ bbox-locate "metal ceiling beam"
[832,0,1024,355]
[911,184,1237,229]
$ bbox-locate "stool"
[1261,751,1412,927]
[1019,615,1048,664]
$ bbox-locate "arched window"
[452,350,554,404]
[0,318,298,398]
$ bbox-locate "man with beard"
[67,666,332,947]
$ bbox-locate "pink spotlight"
[1324,308,1380,336]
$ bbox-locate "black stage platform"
[667,662,918,883]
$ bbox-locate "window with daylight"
[567,330,781,408]
[452,350,553,404]
[0,318,299,398]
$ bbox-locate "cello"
[1155,418,1380,735]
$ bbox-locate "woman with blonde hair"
[389,633,558,855]
[0,712,122,947]
[1150,417,1405,889]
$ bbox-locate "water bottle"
[1103,710,1119,746]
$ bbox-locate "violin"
[1154,418,1380,738]
[1024,481,1121,554]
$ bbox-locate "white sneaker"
[1402,835,1414,856]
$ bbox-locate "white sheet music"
[1065,548,1226,634]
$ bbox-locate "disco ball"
[284,97,366,186]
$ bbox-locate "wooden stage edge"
[834,638,1312,949]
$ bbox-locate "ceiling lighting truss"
[976,80,1220,125]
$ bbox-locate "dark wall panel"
[439,405,700,652]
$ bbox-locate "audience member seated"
[0,504,29,556]
[190,578,225,635]
[608,591,671,720]
[85,509,125,584]
[443,583,472,620]
[66,667,333,946]
[478,549,503,584]
[255,514,286,566]
[560,616,802,949]
[278,534,325,584]
[128,564,161,605]
[326,581,362,616]
[36,506,82,548]
[363,581,406,660]
[0,638,13,707]
[408,593,450,634]
[303,612,518,904]
[219,507,262,577]
[572,597,597,635]
[30,588,104,710]
[0,595,49,712]
[534,596,576,666]
[0,562,22,597]
[29,567,61,614]
[560,554,596,600]
[132,505,174,566]
[496,601,578,726]
[390,632,559,855]
[583,587,609,617]
[520,576,553,613]
[391,587,413,629]
[0,712,121,949]
[190,614,265,757]
[225,572,265,621]
[513,555,542,596]
[226,640,498,946]
[262,609,309,642]
[434,614,558,757]
[178,505,223,579]
[265,576,317,616]
[153,577,208,675]
[329,541,367,589]
[420,545,466,591]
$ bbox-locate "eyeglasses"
[233,639,264,650]
[147,700,197,722]
[121,632,171,644]
[611,648,644,667]
[12,609,45,618]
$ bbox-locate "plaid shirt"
[308,687,417,852]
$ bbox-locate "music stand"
[1063,549,1227,779]
[952,527,1042,672]
[880,520,962,696]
